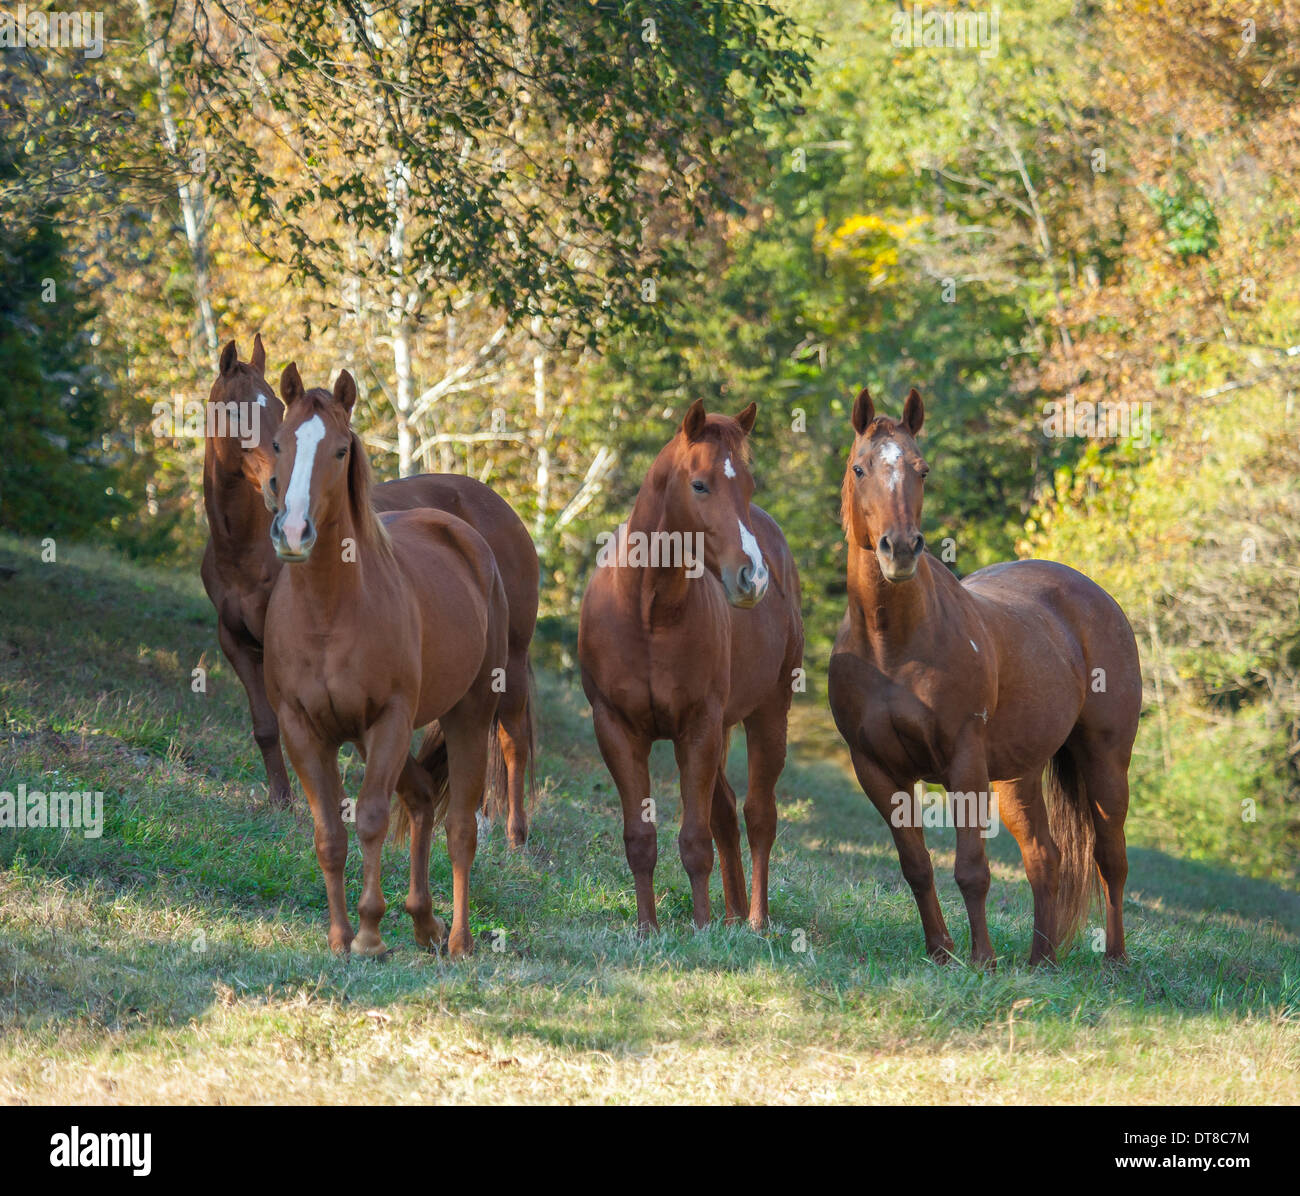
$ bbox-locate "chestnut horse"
[828,386,1141,965]
[264,365,508,957]
[578,401,803,930]
[200,338,538,843]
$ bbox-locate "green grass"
[0,532,1296,1103]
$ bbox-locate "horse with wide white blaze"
[201,336,540,846]
[263,363,509,958]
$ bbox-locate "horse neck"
[280,501,377,627]
[622,471,693,618]
[204,440,272,558]
[846,545,943,656]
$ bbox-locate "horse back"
[374,473,539,653]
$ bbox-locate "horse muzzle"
[724,562,770,609]
[876,531,923,583]
[270,509,317,560]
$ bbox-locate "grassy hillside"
[0,533,1296,1103]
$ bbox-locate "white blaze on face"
[879,439,903,492]
[282,414,326,551]
[724,456,737,479]
[738,519,767,587]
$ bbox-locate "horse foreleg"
[353,706,413,957]
[218,620,292,809]
[279,712,352,953]
[673,713,725,929]
[850,747,955,961]
[995,773,1060,965]
[592,702,657,931]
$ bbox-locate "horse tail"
[524,656,538,811]
[1044,746,1100,953]
[389,722,452,845]
[483,713,508,822]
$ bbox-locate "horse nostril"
[878,534,892,556]
[911,533,924,555]
[738,564,753,591]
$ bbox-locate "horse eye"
[852,464,864,479]
[272,441,280,454]
[692,479,708,494]
[336,447,348,460]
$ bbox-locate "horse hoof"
[270,788,293,810]
[415,916,449,953]
[447,930,473,959]
[351,931,389,957]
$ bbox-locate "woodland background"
[3,0,1297,885]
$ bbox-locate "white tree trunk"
[137,0,217,358]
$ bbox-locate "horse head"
[660,398,769,608]
[269,364,369,561]
[841,386,929,582]
[207,334,283,499]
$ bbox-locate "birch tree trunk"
[137,0,217,359]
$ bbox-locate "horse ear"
[219,340,239,376]
[734,402,757,435]
[902,387,924,435]
[333,370,358,419]
[851,386,874,435]
[251,333,266,376]
[681,398,707,442]
[280,362,304,407]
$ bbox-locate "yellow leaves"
[814,211,928,287]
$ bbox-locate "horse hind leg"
[709,736,749,925]
[440,680,504,959]
[741,698,790,930]
[1073,732,1131,961]
[492,650,533,849]
[995,771,1061,965]
[395,743,449,952]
